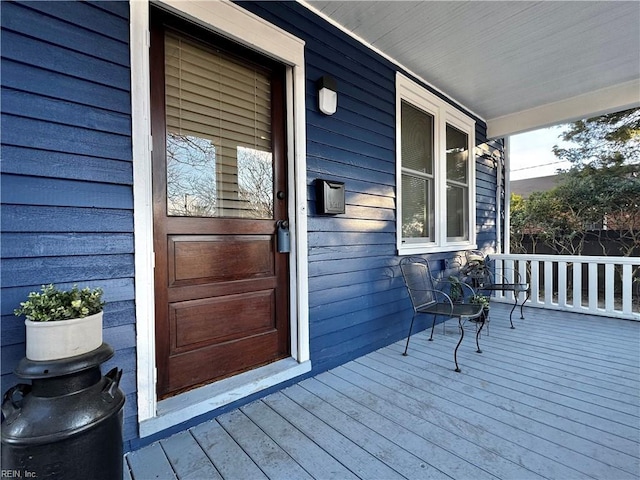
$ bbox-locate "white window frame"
[396,73,476,255]
[130,0,309,437]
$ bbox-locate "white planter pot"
[25,312,103,361]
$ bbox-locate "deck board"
[126,442,177,479]
[160,431,222,480]
[261,391,406,480]
[127,305,640,479]
[343,356,603,479]
[309,373,506,480]
[362,349,638,475]
[283,382,451,480]
[240,400,360,480]
[190,416,267,480]
[216,409,314,480]
[371,347,639,460]
[406,337,639,433]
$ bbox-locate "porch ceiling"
[303,1,640,138]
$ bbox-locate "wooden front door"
[150,13,290,399]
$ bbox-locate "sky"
[509,125,574,180]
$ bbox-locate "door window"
[165,33,274,219]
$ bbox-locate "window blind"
[164,32,274,218]
[165,32,271,151]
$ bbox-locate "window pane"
[401,101,433,174]
[402,174,433,239]
[165,33,273,219]
[447,184,468,240]
[166,133,218,217]
[446,124,468,184]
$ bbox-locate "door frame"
[130,0,309,436]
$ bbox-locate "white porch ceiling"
[303,1,640,138]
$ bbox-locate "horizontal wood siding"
[476,129,503,251]
[238,1,500,372]
[241,2,405,372]
[0,1,138,449]
[0,0,500,450]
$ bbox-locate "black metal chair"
[399,257,485,373]
[462,250,530,329]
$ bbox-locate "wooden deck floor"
[125,304,640,480]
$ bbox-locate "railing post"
[518,260,528,304]
[622,264,633,315]
[605,263,615,313]
[503,259,513,301]
[573,261,582,310]
[588,263,598,313]
[544,261,553,307]
[558,261,567,308]
[530,261,540,306]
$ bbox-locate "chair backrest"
[400,257,438,312]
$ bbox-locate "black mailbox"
[315,179,345,215]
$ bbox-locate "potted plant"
[470,293,490,312]
[448,276,464,303]
[14,284,105,361]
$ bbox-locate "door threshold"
[139,358,311,437]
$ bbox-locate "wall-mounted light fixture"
[476,146,499,167]
[317,75,337,115]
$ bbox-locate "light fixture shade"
[317,75,337,115]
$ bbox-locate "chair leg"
[403,313,417,356]
[520,290,530,319]
[429,314,437,341]
[474,315,485,354]
[508,298,517,329]
[454,317,464,373]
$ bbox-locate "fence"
[490,254,640,321]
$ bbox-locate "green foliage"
[552,107,640,169]
[470,294,490,309]
[511,108,640,257]
[448,276,463,303]
[14,284,105,322]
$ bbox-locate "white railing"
[491,254,640,321]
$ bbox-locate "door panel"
[166,332,280,394]
[151,12,290,399]
[168,235,274,286]
[170,290,275,350]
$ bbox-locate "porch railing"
[491,254,640,321]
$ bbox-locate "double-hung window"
[396,73,476,254]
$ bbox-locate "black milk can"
[1,344,125,480]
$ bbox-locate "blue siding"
[236,2,405,372]
[240,1,499,374]
[476,134,504,250]
[0,1,138,450]
[0,0,500,451]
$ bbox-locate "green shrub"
[14,284,104,322]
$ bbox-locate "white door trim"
[130,0,309,434]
